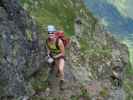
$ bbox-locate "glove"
[47,55,54,64]
[48,57,54,64]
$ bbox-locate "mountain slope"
[0,0,130,100]
[20,0,130,99]
[84,0,133,35]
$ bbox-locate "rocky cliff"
[0,0,131,100]
[0,0,45,99]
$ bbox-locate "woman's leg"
[54,59,59,75]
[58,58,65,81]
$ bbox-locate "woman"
[46,25,65,85]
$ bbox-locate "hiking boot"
[56,72,60,78]
[59,79,65,91]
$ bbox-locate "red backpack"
[54,31,70,48]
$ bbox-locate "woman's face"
[48,33,56,40]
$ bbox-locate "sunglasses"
[48,31,55,34]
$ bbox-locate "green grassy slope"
[20,0,95,36]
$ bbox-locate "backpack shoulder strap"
[56,38,60,49]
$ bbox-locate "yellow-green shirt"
[47,41,60,55]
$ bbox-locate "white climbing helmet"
[47,25,56,33]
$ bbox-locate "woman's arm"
[54,39,65,59]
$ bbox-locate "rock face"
[0,0,130,100]
[0,0,45,98]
